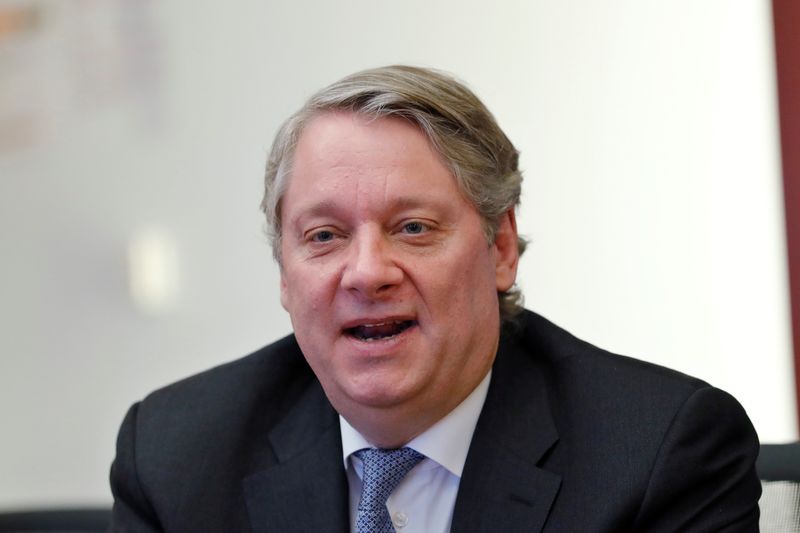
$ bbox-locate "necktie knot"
[354,447,424,533]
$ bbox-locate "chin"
[338,377,420,411]
[347,387,408,409]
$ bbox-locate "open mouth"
[344,320,417,342]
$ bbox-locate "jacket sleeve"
[108,403,164,533]
[631,386,762,532]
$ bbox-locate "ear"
[493,209,520,292]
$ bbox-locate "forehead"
[294,111,439,170]
[281,112,465,215]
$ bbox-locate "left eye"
[402,222,428,234]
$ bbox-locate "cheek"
[424,258,495,320]
[281,265,340,317]
[457,255,503,319]
[280,268,313,318]
[460,246,500,289]
[279,275,290,311]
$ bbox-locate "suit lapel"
[243,381,350,533]
[451,331,561,533]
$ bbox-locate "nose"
[340,227,403,298]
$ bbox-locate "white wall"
[0,0,794,510]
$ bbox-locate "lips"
[344,320,417,342]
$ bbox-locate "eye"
[401,221,429,235]
[310,229,336,243]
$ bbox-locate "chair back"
[758,442,800,533]
[0,508,110,532]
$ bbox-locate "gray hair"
[261,65,527,322]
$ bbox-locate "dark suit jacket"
[109,310,761,532]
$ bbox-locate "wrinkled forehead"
[282,111,467,218]
[282,110,466,201]
[296,112,434,164]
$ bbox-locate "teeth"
[361,335,391,342]
[347,320,414,341]
[360,320,404,328]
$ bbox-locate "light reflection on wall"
[127,227,179,315]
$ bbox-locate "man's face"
[279,112,518,442]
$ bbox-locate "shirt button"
[392,511,408,529]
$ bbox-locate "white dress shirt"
[340,371,491,533]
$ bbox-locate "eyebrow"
[288,195,450,226]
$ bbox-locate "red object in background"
[772,0,800,430]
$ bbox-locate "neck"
[337,367,493,449]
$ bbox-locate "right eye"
[310,230,335,243]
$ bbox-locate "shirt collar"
[340,370,491,478]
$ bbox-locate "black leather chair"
[757,442,800,532]
[0,508,110,532]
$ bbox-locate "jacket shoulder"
[141,334,311,414]
[496,310,760,530]
[130,334,318,485]
[516,309,709,400]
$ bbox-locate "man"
[109,66,761,532]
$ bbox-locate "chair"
[0,507,110,532]
[758,442,800,532]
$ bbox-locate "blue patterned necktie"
[354,447,424,533]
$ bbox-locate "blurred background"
[1,0,796,511]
